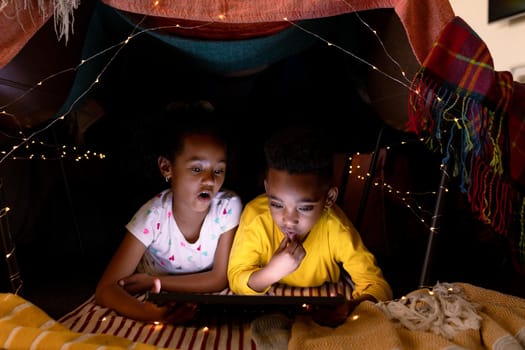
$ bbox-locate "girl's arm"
[95,232,171,322]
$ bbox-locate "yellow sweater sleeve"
[327,205,393,302]
[227,194,277,295]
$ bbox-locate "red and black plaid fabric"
[407,16,525,273]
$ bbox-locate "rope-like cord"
[376,282,482,340]
[52,0,80,44]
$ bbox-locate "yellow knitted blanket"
[290,282,525,350]
[0,293,163,350]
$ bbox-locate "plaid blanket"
[407,16,525,272]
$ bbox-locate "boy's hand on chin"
[267,236,306,277]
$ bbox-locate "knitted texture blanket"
[289,282,525,350]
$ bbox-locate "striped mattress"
[58,281,353,350]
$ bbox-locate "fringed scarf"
[407,16,525,271]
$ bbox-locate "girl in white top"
[95,101,242,324]
[128,188,240,275]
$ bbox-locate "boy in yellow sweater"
[227,125,392,327]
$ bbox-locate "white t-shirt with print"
[126,189,242,275]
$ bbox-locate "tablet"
[146,291,347,322]
[146,291,347,307]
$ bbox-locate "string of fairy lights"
[347,142,448,232]
[0,139,106,161]
[0,2,450,297]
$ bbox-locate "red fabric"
[0,0,454,68]
[0,0,52,68]
[119,12,292,40]
[102,0,454,64]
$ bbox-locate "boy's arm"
[227,221,265,294]
[228,210,289,295]
[228,228,306,294]
[246,235,305,292]
[336,224,393,302]
[325,205,392,303]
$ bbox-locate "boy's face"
[264,168,335,241]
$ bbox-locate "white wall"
[449,0,525,74]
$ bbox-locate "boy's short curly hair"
[264,125,334,186]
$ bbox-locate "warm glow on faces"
[170,133,227,212]
[265,168,328,240]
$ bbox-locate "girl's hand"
[119,273,157,294]
[137,300,196,324]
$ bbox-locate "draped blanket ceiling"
[0,0,454,69]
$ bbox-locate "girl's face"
[161,133,227,213]
[264,168,337,241]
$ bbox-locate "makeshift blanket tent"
[2,0,525,349]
